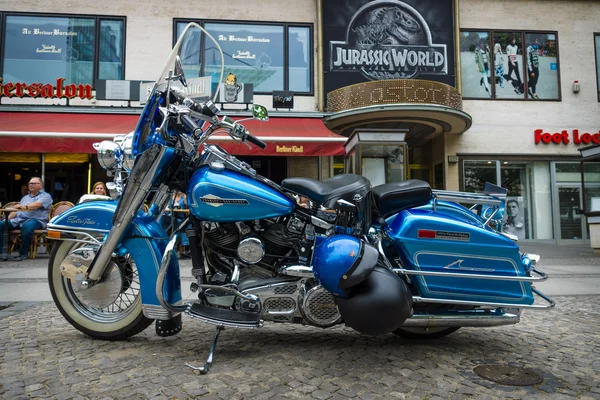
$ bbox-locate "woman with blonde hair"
[91,181,109,196]
[494,42,505,89]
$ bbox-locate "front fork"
[87,145,175,281]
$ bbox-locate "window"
[595,33,600,101]
[175,20,312,94]
[1,13,125,86]
[460,30,560,100]
[462,159,554,240]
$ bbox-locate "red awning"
[0,112,345,156]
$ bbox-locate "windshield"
[132,22,224,156]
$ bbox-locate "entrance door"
[557,186,584,240]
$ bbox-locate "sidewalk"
[0,242,598,304]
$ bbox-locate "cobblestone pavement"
[0,295,599,400]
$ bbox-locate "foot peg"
[155,314,183,337]
[186,326,223,374]
[186,303,262,328]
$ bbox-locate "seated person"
[0,177,53,261]
[160,192,191,258]
[91,181,109,196]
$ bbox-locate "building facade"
[0,0,599,243]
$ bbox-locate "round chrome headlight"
[93,141,123,170]
[121,132,135,172]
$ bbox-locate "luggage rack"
[432,188,507,228]
[432,190,505,207]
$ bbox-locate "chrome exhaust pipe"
[400,310,520,328]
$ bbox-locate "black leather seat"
[371,180,432,218]
[281,174,370,207]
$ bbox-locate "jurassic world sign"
[322,0,456,105]
[0,77,93,100]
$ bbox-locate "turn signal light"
[47,230,61,239]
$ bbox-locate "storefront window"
[206,23,283,92]
[333,155,344,175]
[596,34,600,101]
[460,29,560,100]
[524,32,559,100]
[493,31,524,99]
[288,27,310,93]
[98,20,124,80]
[1,14,125,85]
[463,160,497,192]
[463,160,553,240]
[459,31,492,99]
[175,20,312,94]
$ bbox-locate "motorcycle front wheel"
[48,240,153,340]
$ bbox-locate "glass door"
[557,186,584,240]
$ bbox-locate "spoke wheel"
[49,240,153,340]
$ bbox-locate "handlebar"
[168,90,268,151]
[245,133,267,149]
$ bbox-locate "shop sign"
[273,90,294,108]
[276,145,304,154]
[322,0,456,104]
[534,129,600,145]
[218,73,253,104]
[0,77,93,100]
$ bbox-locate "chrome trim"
[184,308,264,329]
[412,287,555,310]
[46,229,103,245]
[47,223,110,234]
[265,310,296,316]
[279,265,314,278]
[501,232,519,242]
[198,284,259,302]
[156,234,188,313]
[401,310,520,328]
[393,267,548,282]
[143,304,179,320]
[432,190,505,206]
[524,253,540,264]
[310,215,332,230]
[377,240,395,270]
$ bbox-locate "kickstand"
[185,325,224,374]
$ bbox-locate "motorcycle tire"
[393,327,460,339]
[48,240,154,340]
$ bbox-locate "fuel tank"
[388,204,534,305]
[188,166,294,222]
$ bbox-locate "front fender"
[47,200,182,310]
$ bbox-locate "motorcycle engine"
[202,218,305,277]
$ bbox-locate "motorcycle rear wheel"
[393,327,459,339]
[48,240,153,340]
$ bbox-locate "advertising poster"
[321,0,456,105]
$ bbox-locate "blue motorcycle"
[47,23,554,373]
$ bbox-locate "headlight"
[121,132,135,172]
[93,140,123,170]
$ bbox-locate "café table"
[0,207,18,261]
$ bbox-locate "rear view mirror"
[252,104,269,121]
[174,56,187,87]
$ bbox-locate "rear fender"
[47,201,182,309]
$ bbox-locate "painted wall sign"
[534,129,600,145]
[0,77,93,100]
[322,0,456,106]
